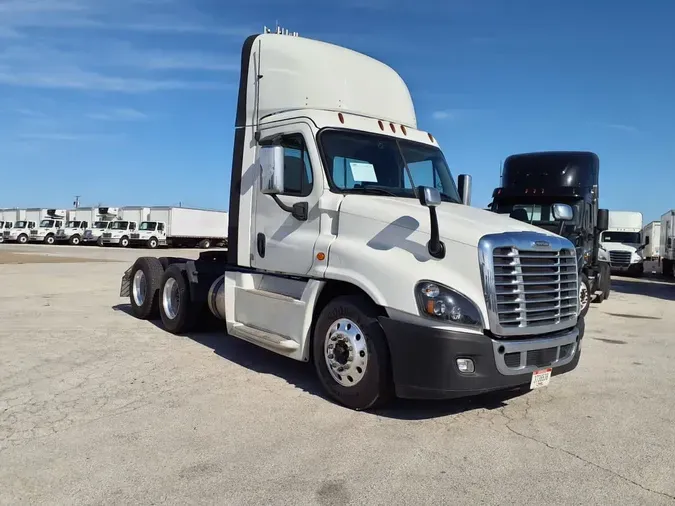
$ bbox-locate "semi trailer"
[29,209,67,244]
[82,207,120,245]
[600,211,644,276]
[100,207,147,247]
[641,221,661,261]
[120,29,584,411]
[56,207,97,245]
[130,207,228,249]
[660,210,675,276]
[488,151,610,317]
[3,209,37,243]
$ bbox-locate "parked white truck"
[599,211,644,276]
[0,209,19,242]
[56,207,97,245]
[130,207,228,249]
[100,207,147,247]
[659,210,675,277]
[3,209,38,243]
[29,209,67,244]
[82,207,120,245]
[641,221,661,261]
[120,30,584,411]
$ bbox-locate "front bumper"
[610,261,643,274]
[100,237,121,244]
[378,316,584,400]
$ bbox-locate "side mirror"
[417,186,445,259]
[417,186,441,208]
[597,208,609,231]
[458,174,472,206]
[259,145,285,195]
[552,203,573,222]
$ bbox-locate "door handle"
[257,233,266,258]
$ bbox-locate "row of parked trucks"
[0,206,228,249]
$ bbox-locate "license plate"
[530,368,552,389]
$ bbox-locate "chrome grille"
[30,230,38,235]
[131,233,140,239]
[479,232,579,337]
[609,250,631,266]
[102,232,112,238]
[3,231,9,238]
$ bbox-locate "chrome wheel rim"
[132,269,146,307]
[579,282,589,313]
[162,277,180,320]
[324,318,368,387]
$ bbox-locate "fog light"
[456,358,474,373]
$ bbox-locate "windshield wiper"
[347,186,399,197]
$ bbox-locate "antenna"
[499,160,503,185]
[73,195,80,209]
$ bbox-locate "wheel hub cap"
[324,318,368,387]
[132,269,146,306]
[579,283,589,310]
[162,278,180,319]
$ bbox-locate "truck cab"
[30,209,67,244]
[488,151,610,316]
[101,220,137,247]
[56,219,90,245]
[600,211,645,276]
[4,220,36,243]
[131,221,166,249]
[83,207,119,245]
[120,30,585,411]
[0,221,9,242]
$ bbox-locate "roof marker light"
[389,122,396,133]
[378,120,384,131]
[428,133,435,142]
[338,112,344,124]
[401,125,407,135]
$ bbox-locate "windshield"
[493,202,579,226]
[93,221,108,229]
[66,221,81,228]
[39,219,54,228]
[319,130,461,202]
[15,221,27,228]
[110,221,129,230]
[602,231,641,243]
[139,222,157,231]
[4,222,11,229]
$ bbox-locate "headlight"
[415,281,483,330]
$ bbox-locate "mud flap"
[119,266,132,297]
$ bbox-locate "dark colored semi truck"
[488,151,610,317]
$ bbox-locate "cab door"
[252,120,322,276]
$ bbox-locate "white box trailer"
[130,207,228,249]
[56,207,99,245]
[100,207,148,247]
[641,221,661,260]
[30,209,68,244]
[660,210,675,276]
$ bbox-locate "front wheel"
[578,273,591,317]
[120,236,130,248]
[69,235,81,246]
[312,295,393,411]
[44,235,55,245]
[18,234,28,244]
[147,237,158,249]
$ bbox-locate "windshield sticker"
[349,162,377,183]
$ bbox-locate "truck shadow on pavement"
[113,303,531,420]
[609,276,675,301]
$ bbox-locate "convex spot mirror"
[259,145,285,195]
[552,203,574,222]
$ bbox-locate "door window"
[279,134,313,197]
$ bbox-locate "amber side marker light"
[316,252,326,261]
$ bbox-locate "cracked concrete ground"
[1,245,674,505]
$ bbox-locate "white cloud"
[604,123,639,133]
[87,108,148,121]
[432,110,457,121]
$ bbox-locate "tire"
[129,257,165,320]
[312,295,393,411]
[158,264,196,334]
[199,239,211,249]
[158,257,187,271]
[663,259,673,278]
[120,236,130,248]
[147,237,159,249]
[69,235,81,246]
[601,263,611,300]
[97,237,104,247]
[578,273,591,317]
[18,234,28,244]
[44,234,55,245]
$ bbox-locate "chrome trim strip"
[478,231,579,337]
[492,327,579,375]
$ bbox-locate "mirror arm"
[427,208,446,259]
[270,195,308,221]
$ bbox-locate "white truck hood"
[601,242,639,252]
[339,195,560,248]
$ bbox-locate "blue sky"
[1,0,673,224]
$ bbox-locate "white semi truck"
[100,207,147,247]
[659,210,675,277]
[82,207,120,245]
[130,207,228,249]
[599,211,644,276]
[3,209,38,243]
[29,209,67,244]
[120,30,584,411]
[641,221,661,261]
[56,207,97,245]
